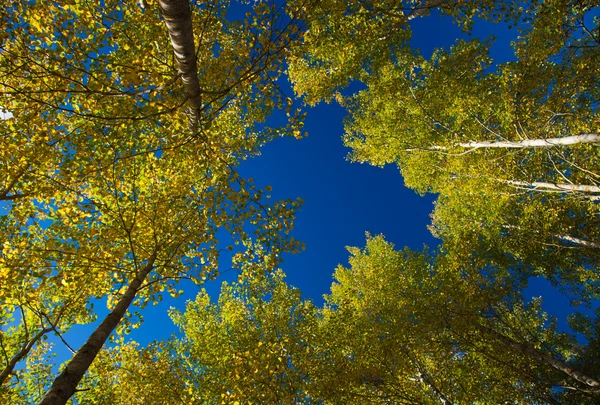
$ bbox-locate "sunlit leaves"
[78,236,600,404]
[321,235,592,404]
[289,0,600,304]
[1,0,306,400]
[82,270,319,405]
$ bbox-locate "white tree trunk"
[557,234,600,249]
[420,133,600,151]
[502,225,600,249]
[403,346,453,405]
[456,133,600,149]
[503,179,600,194]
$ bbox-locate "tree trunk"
[403,346,453,405]
[557,234,600,249]
[416,368,453,405]
[416,133,600,152]
[455,133,600,149]
[502,225,600,249]
[448,174,600,197]
[159,0,202,131]
[37,252,157,405]
[475,323,600,389]
[503,179,600,194]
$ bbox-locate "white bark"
[502,225,600,249]
[557,234,600,249]
[421,133,600,151]
[476,323,600,389]
[403,346,453,405]
[456,133,600,149]
[503,179,600,194]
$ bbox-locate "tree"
[430,186,600,302]
[3,0,599,402]
[166,269,318,405]
[75,236,600,404]
[320,235,600,404]
[79,270,319,405]
[288,0,600,303]
[343,32,599,197]
[1,0,306,403]
[287,0,531,104]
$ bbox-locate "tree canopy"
[1,0,304,402]
[70,237,600,404]
[1,0,599,404]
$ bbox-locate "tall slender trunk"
[557,234,600,249]
[502,225,600,249]
[454,133,600,149]
[37,252,157,405]
[502,179,600,194]
[415,367,453,405]
[447,173,600,197]
[403,346,453,405]
[415,133,600,152]
[475,323,600,389]
[159,0,202,130]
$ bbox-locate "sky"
[47,7,590,360]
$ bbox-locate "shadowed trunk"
[37,252,157,405]
[475,323,600,390]
[403,346,453,405]
[159,0,202,131]
[502,225,600,250]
